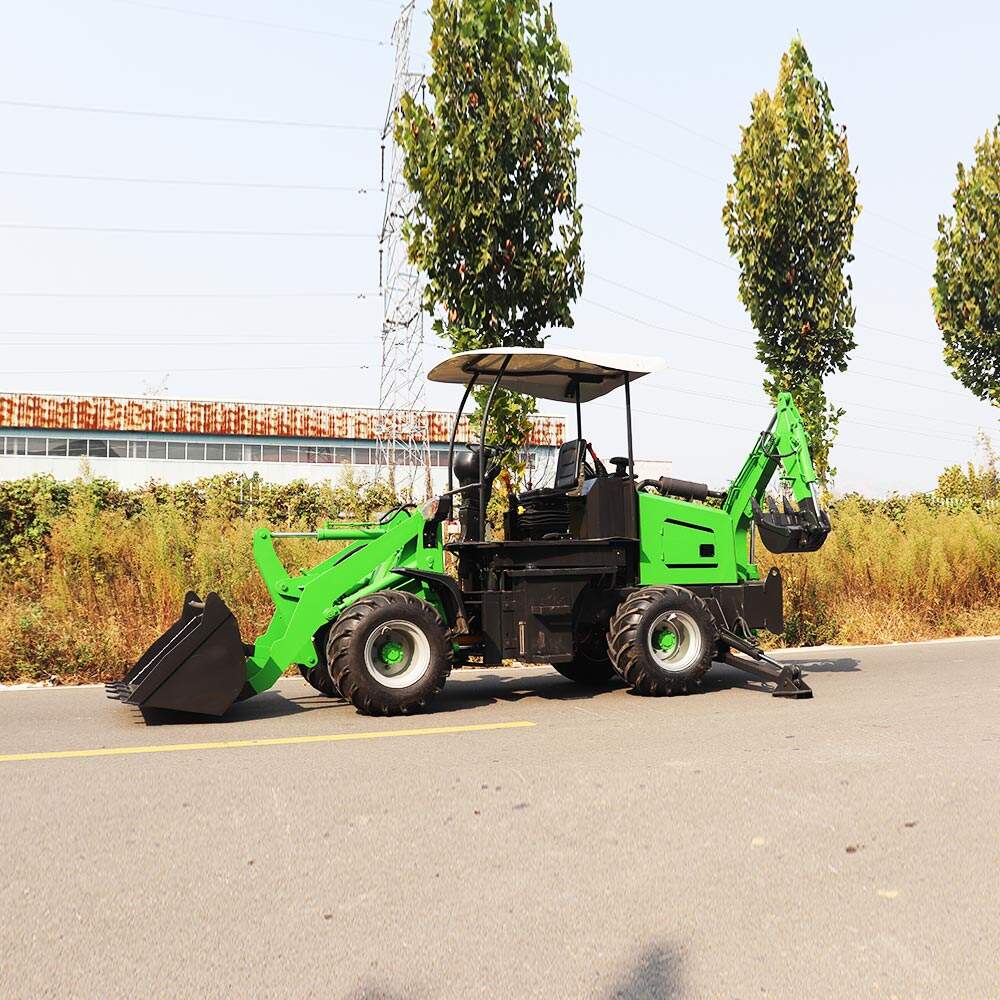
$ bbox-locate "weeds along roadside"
[1,470,998,683]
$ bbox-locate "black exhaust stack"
[106,592,251,717]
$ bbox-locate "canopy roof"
[427,348,665,403]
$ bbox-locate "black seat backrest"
[554,438,586,490]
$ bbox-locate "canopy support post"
[478,356,511,541]
[575,381,582,441]
[624,374,635,481]
[447,375,478,494]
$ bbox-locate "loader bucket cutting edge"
[106,591,251,717]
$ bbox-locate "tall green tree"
[396,0,583,483]
[931,118,1000,407]
[723,38,859,482]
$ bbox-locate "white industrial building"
[0,392,565,495]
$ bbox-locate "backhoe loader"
[108,348,829,718]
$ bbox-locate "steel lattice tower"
[376,1,431,496]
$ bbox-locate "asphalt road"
[1,638,998,1000]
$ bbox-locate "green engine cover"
[637,492,744,586]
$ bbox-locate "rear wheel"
[326,591,451,716]
[553,630,617,685]
[608,586,716,695]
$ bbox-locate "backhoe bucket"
[106,591,250,716]
[752,496,831,554]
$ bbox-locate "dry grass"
[760,497,1000,646]
[2,485,999,684]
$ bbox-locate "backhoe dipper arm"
[723,392,829,564]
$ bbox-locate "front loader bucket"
[752,496,831,554]
[106,591,251,716]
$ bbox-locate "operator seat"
[515,438,587,539]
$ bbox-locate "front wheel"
[326,591,451,716]
[607,586,716,695]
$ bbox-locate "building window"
[148,441,166,459]
[26,437,47,456]
[224,443,242,461]
[47,438,68,457]
[186,442,206,461]
[167,442,185,460]
[6,437,26,455]
[245,443,262,462]
[352,447,371,465]
[205,442,224,462]
[261,445,280,462]
[107,439,127,458]
[300,446,317,464]
[316,446,334,464]
[129,440,147,459]
[88,439,108,458]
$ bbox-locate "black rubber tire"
[326,591,451,716]
[607,586,716,695]
[552,629,617,685]
[298,663,340,697]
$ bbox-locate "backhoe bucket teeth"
[751,497,831,554]
[106,591,250,716]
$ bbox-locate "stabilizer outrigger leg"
[718,627,813,699]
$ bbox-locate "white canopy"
[427,347,665,403]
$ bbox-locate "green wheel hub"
[379,640,406,666]
[654,629,678,653]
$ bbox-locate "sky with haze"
[2,0,998,495]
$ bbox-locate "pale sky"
[1,0,998,495]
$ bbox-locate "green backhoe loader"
[108,348,830,718]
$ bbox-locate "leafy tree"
[723,38,859,481]
[396,0,583,483]
[931,119,1000,407]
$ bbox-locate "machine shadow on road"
[132,655,860,725]
[607,942,686,999]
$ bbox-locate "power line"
[0,290,377,299]
[0,98,378,132]
[582,297,748,351]
[590,271,939,350]
[641,381,974,445]
[0,223,374,237]
[575,78,926,254]
[664,365,990,432]
[110,0,384,46]
[588,128,723,185]
[580,296,968,398]
[855,239,925,272]
[5,363,371,376]
[0,168,374,193]
[585,202,738,272]
[594,400,965,464]
[576,79,730,149]
[589,272,748,334]
[0,336,373,347]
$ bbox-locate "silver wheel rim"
[363,619,432,689]
[646,610,703,673]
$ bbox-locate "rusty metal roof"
[0,392,565,447]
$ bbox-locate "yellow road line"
[0,720,536,764]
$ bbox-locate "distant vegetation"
[1,458,997,684]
